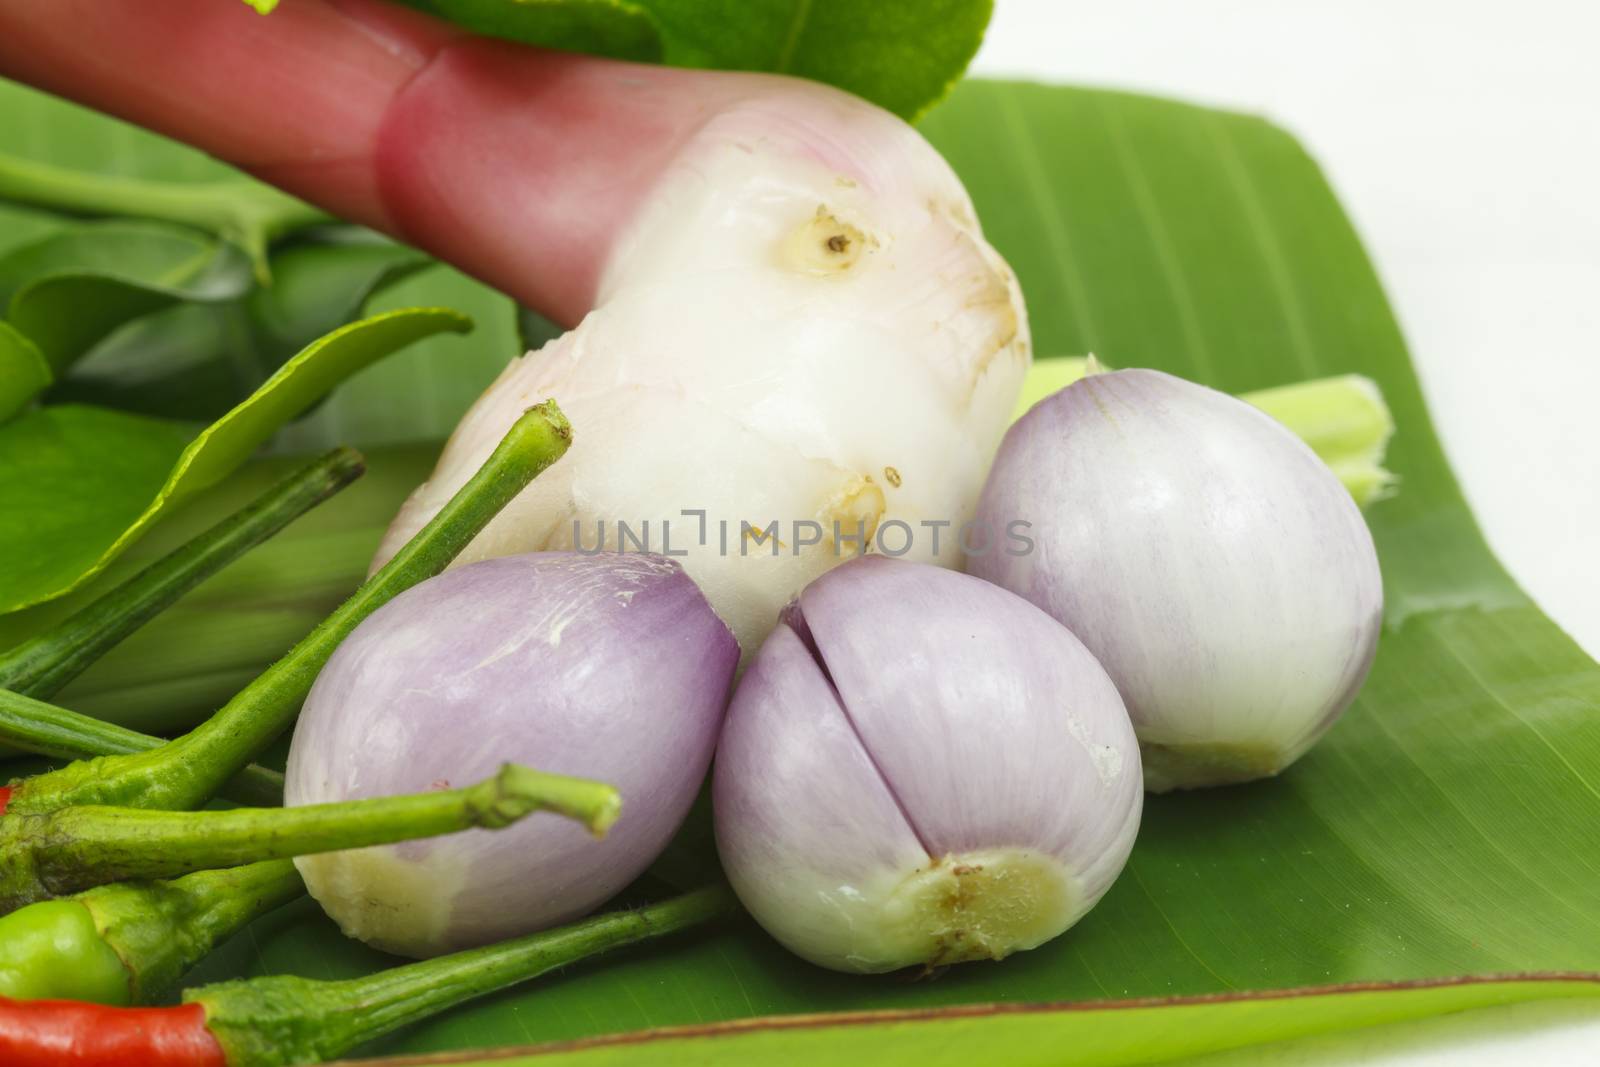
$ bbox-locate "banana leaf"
[3,71,1599,1066]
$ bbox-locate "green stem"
[0,688,284,807]
[0,320,50,419]
[0,762,619,912]
[7,401,573,816]
[0,152,327,280]
[1014,358,1396,507]
[195,884,737,1067]
[85,860,305,1005]
[0,860,304,1005]
[0,448,364,702]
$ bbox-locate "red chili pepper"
[0,997,226,1067]
[0,785,10,815]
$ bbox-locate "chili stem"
[0,762,618,912]
[0,689,283,807]
[81,861,306,1004]
[0,449,364,703]
[7,402,572,816]
[197,884,736,1066]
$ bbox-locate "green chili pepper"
[0,884,734,1067]
[0,861,302,1006]
[206,884,733,1066]
[0,762,618,914]
[0,899,131,1004]
[5,401,572,818]
[73,861,305,1005]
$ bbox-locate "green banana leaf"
[3,71,1599,1065]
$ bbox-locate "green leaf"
[0,204,65,260]
[0,308,469,614]
[399,0,663,62]
[244,233,436,357]
[0,84,238,182]
[514,303,565,353]
[54,230,434,421]
[6,74,1600,1064]
[0,221,251,373]
[0,407,192,605]
[0,82,518,452]
[269,262,519,451]
[396,0,990,118]
[0,320,50,420]
[54,303,269,422]
[0,151,325,280]
[0,443,441,736]
[644,0,994,119]
[0,81,245,268]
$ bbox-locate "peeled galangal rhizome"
[372,83,1031,653]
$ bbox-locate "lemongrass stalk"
[0,762,619,911]
[1243,375,1397,506]
[0,448,364,702]
[4,402,572,816]
[0,688,283,807]
[1013,358,1396,507]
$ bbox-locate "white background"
[969,1,1600,1063]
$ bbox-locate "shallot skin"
[285,552,738,957]
[714,556,1142,974]
[971,368,1384,792]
